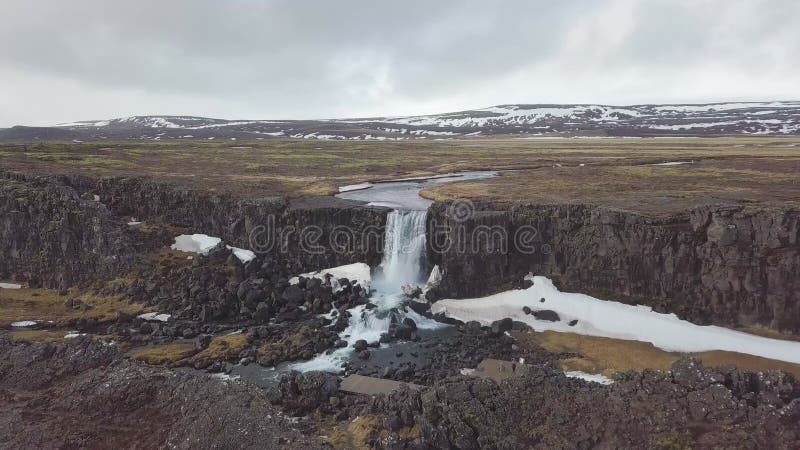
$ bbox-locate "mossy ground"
[2,138,798,213]
[325,415,420,450]
[9,330,71,343]
[516,330,800,378]
[0,288,145,328]
[131,342,198,365]
[188,333,249,366]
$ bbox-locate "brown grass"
[423,155,800,214]
[516,330,800,378]
[325,415,420,450]
[0,288,145,328]
[188,333,249,366]
[9,330,70,344]
[2,138,799,212]
[131,342,198,365]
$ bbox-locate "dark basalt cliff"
[0,170,387,289]
[95,177,388,271]
[0,172,147,288]
[428,202,800,332]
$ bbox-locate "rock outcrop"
[0,335,318,449]
[0,170,387,288]
[96,176,388,272]
[428,201,800,332]
[0,172,160,288]
[369,358,800,449]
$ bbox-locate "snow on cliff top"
[432,276,800,365]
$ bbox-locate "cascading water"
[290,208,444,372]
[231,171,496,382]
[287,171,497,373]
[376,210,428,288]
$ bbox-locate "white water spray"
[290,208,442,372]
[290,171,497,373]
[376,209,427,288]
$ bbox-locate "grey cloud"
[0,0,798,126]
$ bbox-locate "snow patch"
[171,234,222,255]
[290,262,371,292]
[11,321,37,327]
[565,371,614,385]
[137,312,172,322]
[227,246,256,263]
[0,282,22,289]
[64,332,87,339]
[339,182,374,193]
[432,276,800,365]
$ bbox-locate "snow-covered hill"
[3,101,800,141]
[363,102,800,135]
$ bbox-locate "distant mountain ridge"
[3,101,800,142]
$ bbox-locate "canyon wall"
[0,172,144,288]
[428,202,800,332]
[0,171,387,288]
[95,177,388,271]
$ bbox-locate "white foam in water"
[377,210,428,287]
[290,209,445,373]
[288,173,497,373]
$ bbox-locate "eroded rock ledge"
[428,201,800,332]
[0,170,387,289]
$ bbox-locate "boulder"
[490,318,513,335]
[533,310,560,322]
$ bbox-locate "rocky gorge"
[2,167,800,448]
[427,201,800,333]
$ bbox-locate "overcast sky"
[1,0,798,127]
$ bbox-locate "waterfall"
[377,209,428,288]
[289,208,441,373]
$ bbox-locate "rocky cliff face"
[95,177,388,272]
[0,171,387,288]
[428,202,800,332]
[0,172,147,288]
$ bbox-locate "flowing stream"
[232,171,496,381]
[289,171,497,372]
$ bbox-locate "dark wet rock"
[424,287,442,302]
[463,321,483,334]
[402,284,422,299]
[568,319,579,326]
[532,309,560,322]
[490,318,513,335]
[354,339,368,351]
[266,370,341,416]
[408,299,431,316]
[522,306,532,315]
[403,318,417,330]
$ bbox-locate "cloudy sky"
[1,0,798,127]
